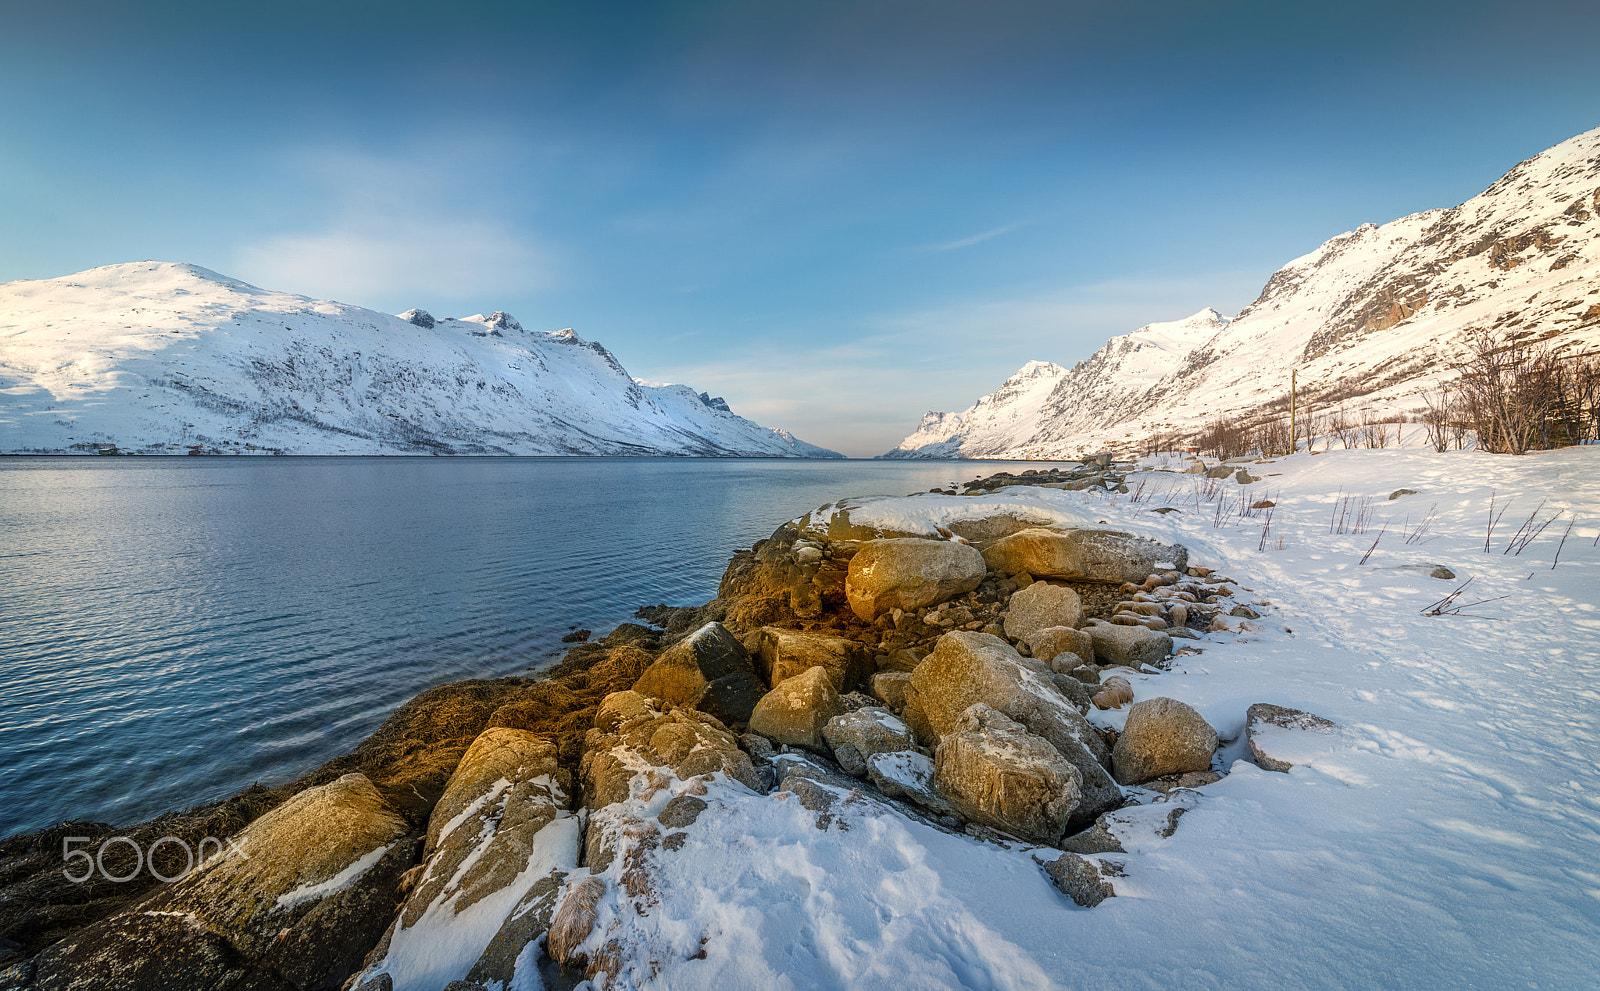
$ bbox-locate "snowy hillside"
[885,359,1068,459]
[0,263,842,457]
[887,125,1600,459]
[885,311,1227,458]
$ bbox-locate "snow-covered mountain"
[0,263,842,457]
[885,125,1600,459]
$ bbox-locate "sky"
[2,1,1598,457]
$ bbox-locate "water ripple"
[0,456,1062,836]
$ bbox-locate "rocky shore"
[0,460,1339,991]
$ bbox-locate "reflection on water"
[0,456,1069,836]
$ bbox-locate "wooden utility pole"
[1290,368,1298,454]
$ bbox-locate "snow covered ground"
[580,445,1600,989]
[0,262,841,457]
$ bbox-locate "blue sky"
[2,1,1597,456]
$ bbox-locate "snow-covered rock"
[0,262,843,457]
[884,126,1600,458]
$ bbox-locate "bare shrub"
[1451,330,1599,454]
[1359,414,1391,449]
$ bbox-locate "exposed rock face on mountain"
[0,262,842,457]
[885,126,1600,459]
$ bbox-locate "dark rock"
[1040,853,1120,908]
[657,795,709,829]
[561,628,591,643]
[633,622,754,707]
[693,670,768,730]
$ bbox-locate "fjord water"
[0,457,1063,838]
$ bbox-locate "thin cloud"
[235,220,555,308]
[917,218,1037,253]
[229,142,561,310]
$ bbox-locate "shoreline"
[10,447,1582,989]
[0,456,1200,986]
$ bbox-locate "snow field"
[581,446,1599,989]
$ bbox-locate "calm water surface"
[0,457,1073,837]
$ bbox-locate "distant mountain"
[0,262,842,457]
[884,125,1600,459]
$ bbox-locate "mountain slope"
[0,263,842,457]
[885,125,1600,459]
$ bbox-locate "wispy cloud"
[229,144,560,310]
[917,218,1038,253]
[235,220,555,309]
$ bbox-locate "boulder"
[933,704,1082,844]
[1024,626,1095,670]
[1002,583,1083,642]
[1246,703,1341,772]
[981,528,1189,584]
[581,693,762,808]
[1111,697,1218,785]
[908,631,1121,830]
[368,728,580,991]
[1087,624,1172,669]
[30,773,415,991]
[845,538,986,621]
[747,667,846,749]
[632,622,754,706]
[869,670,912,709]
[820,707,917,777]
[692,670,768,730]
[754,627,870,692]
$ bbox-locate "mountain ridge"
[0,262,842,457]
[885,125,1600,459]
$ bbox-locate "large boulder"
[1087,624,1173,669]
[754,627,870,692]
[29,773,415,991]
[1246,703,1341,772]
[1025,626,1095,671]
[820,707,917,777]
[1111,698,1218,785]
[845,538,986,621]
[933,704,1082,844]
[581,692,762,808]
[361,729,580,991]
[906,631,1121,830]
[632,622,753,706]
[981,528,1189,584]
[747,666,846,749]
[1002,583,1083,642]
